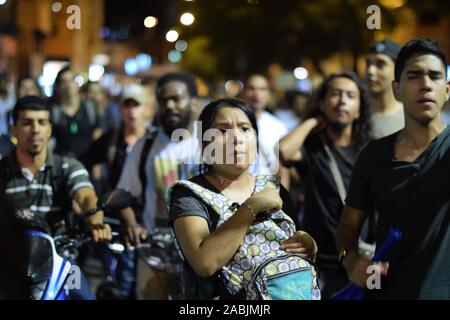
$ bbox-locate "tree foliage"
[181,0,446,79]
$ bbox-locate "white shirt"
[117,127,201,231]
[371,107,405,139]
[254,111,289,176]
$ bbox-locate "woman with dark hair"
[279,71,373,299]
[168,98,319,300]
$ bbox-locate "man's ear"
[392,80,401,102]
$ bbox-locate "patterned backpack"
[169,175,321,300]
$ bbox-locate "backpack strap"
[171,180,232,218]
[84,101,99,128]
[169,175,282,225]
[320,135,347,204]
[133,127,158,222]
[107,127,122,165]
[138,127,158,199]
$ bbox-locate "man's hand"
[88,222,112,243]
[124,224,148,248]
[280,230,318,260]
[343,251,389,288]
[73,187,111,242]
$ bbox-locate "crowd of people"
[1,37,450,300]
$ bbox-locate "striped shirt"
[2,149,94,231]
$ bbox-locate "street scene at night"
[1,0,450,304]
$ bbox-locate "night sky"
[104,0,179,41]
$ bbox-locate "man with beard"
[116,73,200,299]
[365,39,404,139]
[279,72,373,299]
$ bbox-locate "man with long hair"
[279,71,373,299]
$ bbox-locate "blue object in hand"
[332,227,402,300]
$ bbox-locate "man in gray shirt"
[365,39,404,138]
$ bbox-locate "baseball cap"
[368,39,402,61]
[121,84,146,105]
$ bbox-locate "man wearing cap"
[82,84,152,186]
[82,84,153,299]
[366,39,404,139]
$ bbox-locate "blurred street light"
[379,0,407,9]
[74,75,85,87]
[89,65,105,82]
[144,16,158,28]
[51,2,62,12]
[225,80,244,96]
[168,50,182,63]
[136,53,152,71]
[180,12,195,26]
[124,58,139,75]
[0,0,8,5]
[175,40,188,52]
[92,54,110,66]
[166,29,179,42]
[99,27,110,38]
[293,67,308,80]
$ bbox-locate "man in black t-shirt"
[279,71,373,299]
[50,66,100,162]
[337,39,450,299]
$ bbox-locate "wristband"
[241,202,257,219]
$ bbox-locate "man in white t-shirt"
[241,74,289,187]
[117,73,201,299]
[118,73,201,232]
